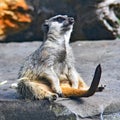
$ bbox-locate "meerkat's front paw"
[47,93,58,101]
[52,86,63,97]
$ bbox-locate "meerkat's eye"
[55,17,66,23]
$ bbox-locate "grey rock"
[0,100,76,120]
[0,40,120,119]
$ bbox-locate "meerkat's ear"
[44,20,49,26]
[42,20,49,32]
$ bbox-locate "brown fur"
[17,64,102,100]
[17,15,104,101]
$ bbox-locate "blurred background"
[0,2,120,119]
[0,0,120,42]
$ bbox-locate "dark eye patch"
[54,17,66,23]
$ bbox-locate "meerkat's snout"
[63,16,74,27]
[68,17,74,25]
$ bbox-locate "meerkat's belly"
[53,62,68,81]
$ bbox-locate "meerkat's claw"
[97,85,106,92]
[52,94,58,100]
[58,93,64,97]
[48,94,58,101]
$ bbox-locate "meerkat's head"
[43,15,74,39]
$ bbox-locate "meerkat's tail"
[61,64,103,98]
[81,64,102,97]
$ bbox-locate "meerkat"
[17,15,104,101]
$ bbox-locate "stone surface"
[0,40,120,119]
[1,0,120,42]
[0,100,76,120]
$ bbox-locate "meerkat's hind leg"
[17,80,58,101]
[61,64,104,98]
[78,75,89,90]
